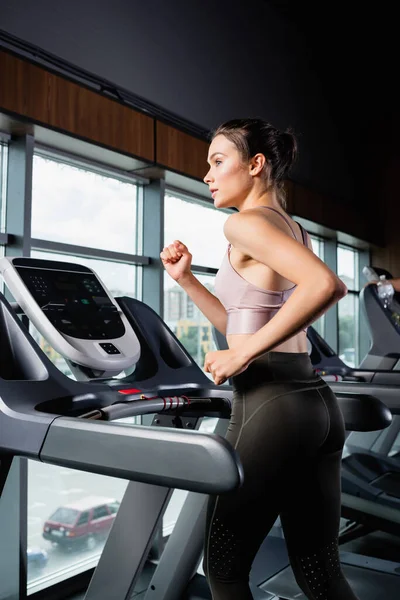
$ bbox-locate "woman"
[160,119,358,600]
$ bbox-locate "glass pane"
[310,235,324,260]
[32,155,138,254]
[0,244,4,294]
[161,416,219,540]
[337,246,356,290]
[312,316,324,337]
[27,461,128,594]
[338,292,359,367]
[164,271,218,376]
[0,142,8,232]
[30,250,138,377]
[165,193,229,268]
[309,236,324,335]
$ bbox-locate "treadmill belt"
[372,473,400,497]
[260,564,400,599]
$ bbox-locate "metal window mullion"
[191,265,218,276]
[142,179,165,315]
[31,238,150,266]
[5,134,34,259]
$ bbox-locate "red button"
[118,388,142,395]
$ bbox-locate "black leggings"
[203,352,359,600]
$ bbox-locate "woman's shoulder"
[223,209,276,248]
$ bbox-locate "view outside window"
[337,246,359,367]
[28,463,129,594]
[164,193,229,268]
[309,235,325,337]
[0,142,7,293]
[0,142,7,232]
[164,194,229,372]
[31,154,139,254]
[26,157,141,594]
[164,271,218,375]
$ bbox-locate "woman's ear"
[249,153,266,176]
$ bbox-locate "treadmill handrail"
[39,416,244,494]
[333,392,392,431]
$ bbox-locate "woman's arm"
[178,272,228,335]
[224,212,347,363]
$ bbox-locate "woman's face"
[204,135,253,209]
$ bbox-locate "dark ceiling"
[265,1,399,202]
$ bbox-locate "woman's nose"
[204,169,213,184]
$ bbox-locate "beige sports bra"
[214,206,309,335]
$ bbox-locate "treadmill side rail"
[40,416,244,494]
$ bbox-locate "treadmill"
[307,321,400,537]
[0,256,394,600]
[359,267,400,371]
[210,329,400,599]
[0,256,244,600]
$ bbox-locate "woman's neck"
[238,189,281,213]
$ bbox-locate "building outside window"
[164,192,229,370]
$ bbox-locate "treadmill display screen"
[15,266,125,340]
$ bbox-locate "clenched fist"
[160,240,192,282]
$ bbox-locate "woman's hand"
[204,348,250,385]
[160,241,192,282]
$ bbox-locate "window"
[28,461,128,591]
[337,245,359,367]
[164,193,229,372]
[0,245,4,294]
[26,151,142,594]
[164,272,218,374]
[0,141,8,295]
[92,505,109,520]
[310,235,324,260]
[164,192,229,268]
[76,511,90,526]
[49,507,79,525]
[0,140,7,233]
[108,501,120,515]
[32,153,139,255]
[309,234,325,337]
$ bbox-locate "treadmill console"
[0,257,140,375]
